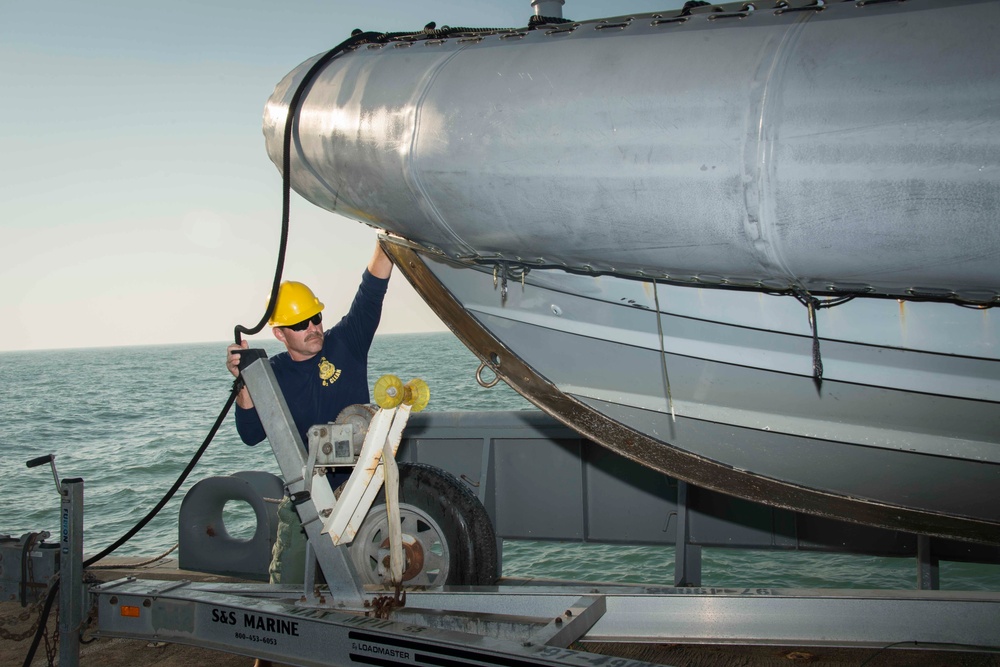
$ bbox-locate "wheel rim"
[349,503,451,586]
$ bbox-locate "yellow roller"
[373,374,404,409]
[403,378,430,412]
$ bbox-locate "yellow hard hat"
[267,281,325,327]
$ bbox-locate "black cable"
[21,578,59,667]
[19,532,42,606]
[232,30,387,345]
[231,22,540,346]
[21,382,241,667]
[82,382,240,568]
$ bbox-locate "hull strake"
[381,238,1000,546]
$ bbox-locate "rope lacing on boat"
[790,288,856,389]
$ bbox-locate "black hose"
[232,30,387,345]
[230,23,535,346]
[21,383,241,667]
[82,384,240,568]
[21,578,59,667]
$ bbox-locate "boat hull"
[260,0,1000,543]
[383,239,1000,545]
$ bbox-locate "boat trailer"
[5,350,1000,666]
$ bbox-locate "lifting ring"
[475,361,500,388]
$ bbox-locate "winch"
[305,375,429,469]
[307,403,377,467]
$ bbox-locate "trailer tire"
[346,462,498,587]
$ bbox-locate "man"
[225,243,392,589]
[227,244,392,441]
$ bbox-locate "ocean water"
[1,333,997,591]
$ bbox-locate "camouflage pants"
[268,496,306,585]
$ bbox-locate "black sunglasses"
[285,313,322,332]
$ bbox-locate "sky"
[1,0,684,352]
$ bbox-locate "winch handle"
[26,454,53,468]
[25,453,63,495]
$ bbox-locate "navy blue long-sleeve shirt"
[235,269,388,448]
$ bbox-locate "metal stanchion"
[59,478,84,667]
